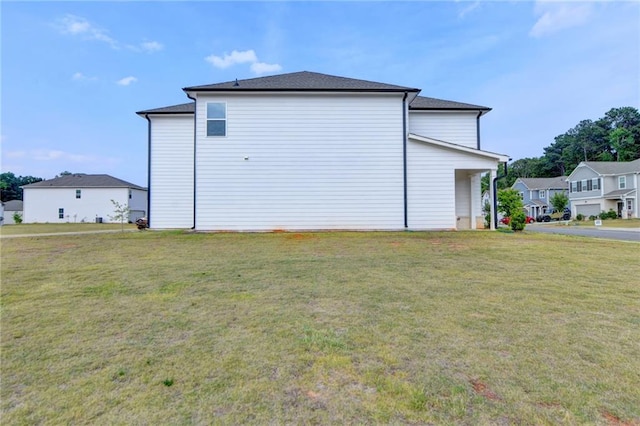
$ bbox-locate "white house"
[567,159,640,219]
[22,174,147,223]
[1,200,24,225]
[137,71,509,231]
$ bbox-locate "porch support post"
[470,173,479,229]
[489,168,497,230]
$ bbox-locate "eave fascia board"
[408,133,510,162]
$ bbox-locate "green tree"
[497,189,526,231]
[549,192,569,212]
[108,199,131,231]
[0,172,44,202]
[609,128,636,161]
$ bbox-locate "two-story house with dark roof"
[511,176,569,220]
[568,159,640,219]
[137,71,509,231]
[22,174,147,223]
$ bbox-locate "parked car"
[500,216,535,225]
[536,208,571,222]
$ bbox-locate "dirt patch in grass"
[470,379,502,401]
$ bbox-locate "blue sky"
[2,1,638,186]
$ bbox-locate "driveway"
[526,223,640,242]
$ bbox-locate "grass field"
[0,223,134,235]
[2,230,639,424]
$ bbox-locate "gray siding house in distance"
[137,71,509,231]
[567,159,640,219]
[511,176,569,219]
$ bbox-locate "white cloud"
[72,72,97,81]
[56,15,163,54]
[28,149,96,163]
[250,62,282,75]
[205,49,282,75]
[116,76,138,86]
[458,1,480,19]
[57,14,117,48]
[140,41,164,53]
[530,2,593,38]
[205,49,258,69]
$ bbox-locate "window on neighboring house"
[619,176,626,189]
[539,190,545,199]
[581,179,588,192]
[586,179,592,191]
[571,181,577,193]
[206,102,226,136]
[577,181,582,192]
[76,189,81,199]
[129,190,132,199]
[592,178,600,190]
[519,192,524,200]
[58,208,64,219]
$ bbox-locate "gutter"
[143,114,152,228]
[186,92,197,230]
[476,111,482,150]
[402,91,408,229]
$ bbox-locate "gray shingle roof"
[3,200,23,211]
[183,71,420,92]
[603,188,637,199]
[518,176,568,190]
[137,102,194,115]
[22,174,146,190]
[409,96,490,111]
[582,159,640,175]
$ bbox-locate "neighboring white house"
[22,174,147,223]
[567,159,640,219]
[1,200,24,225]
[136,71,509,231]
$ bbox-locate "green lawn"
[0,222,134,235]
[2,231,639,424]
[570,218,640,228]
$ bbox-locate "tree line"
[488,106,640,190]
[0,171,74,202]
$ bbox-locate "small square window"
[76,189,81,199]
[206,102,226,136]
[619,176,626,189]
[539,190,545,199]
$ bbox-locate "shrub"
[599,210,618,220]
[510,210,527,231]
[576,213,584,221]
[12,212,23,224]
[589,215,598,221]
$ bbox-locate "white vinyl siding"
[194,93,404,231]
[407,138,498,229]
[408,111,478,148]
[23,187,134,223]
[149,115,194,228]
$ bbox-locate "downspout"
[402,91,408,229]
[492,161,509,229]
[144,114,152,228]
[476,111,482,150]
[186,93,197,230]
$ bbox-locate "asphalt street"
[525,224,640,242]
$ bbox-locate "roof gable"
[577,159,640,176]
[516,176,568,190]
[409,96,490,112]
[137,102,194,115]
[22,174,146,190]
[183,71,420,92]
